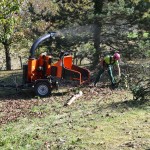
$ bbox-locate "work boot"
[93,82,98,87]
[111,83,117,89]
[94,83,97,87]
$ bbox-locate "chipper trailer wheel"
[34,81,51,97]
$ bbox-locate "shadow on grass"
[94,94,150,114]
[0,89,35,100]
[52,91,68,96]
[0,88,69,101]
[0,71,75,100]
[107,98,150,112]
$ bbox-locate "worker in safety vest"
[94,52,121,88]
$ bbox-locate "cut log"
[64,91,83,106]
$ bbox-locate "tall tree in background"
[93,0,104,66]
[126,0,150,59]
[0,0,22,70]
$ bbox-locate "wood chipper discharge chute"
[23,32,90,97]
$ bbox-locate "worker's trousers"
[94,65,115,86]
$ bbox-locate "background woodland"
[0,0,149,70]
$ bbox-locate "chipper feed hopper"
[23,32,90,97]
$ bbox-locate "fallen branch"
[64,91,83,106]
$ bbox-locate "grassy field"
[0,70,150,150]
[0,87,150,150]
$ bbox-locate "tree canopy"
[0,0,23,70]
[0,0,149,70]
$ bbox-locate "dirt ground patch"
[0,86,132,125]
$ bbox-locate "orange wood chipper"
[22,32,90,97]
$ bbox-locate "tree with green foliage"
[125,0,150,59]
[0,0,23,70]
[25,0,150,63]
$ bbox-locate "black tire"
[34,81,51,97]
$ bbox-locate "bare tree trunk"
[92,0,104,67]
[4,44,11,70]
[80,57,83,65]
[93,21,102,66]
[19,56,23,69]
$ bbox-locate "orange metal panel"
[52,59,63,78]
[27,59,38,82]
[45,56,52,76]
[63,56,72,69]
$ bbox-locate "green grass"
[0,70,150,150]
[0,91,150,150]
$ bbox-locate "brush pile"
[131,78,150,101]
